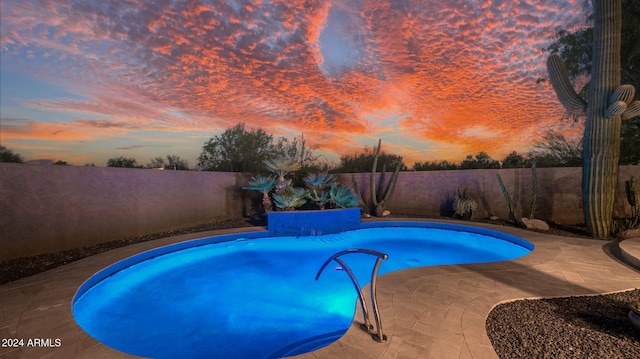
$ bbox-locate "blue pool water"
[73,222,532,358]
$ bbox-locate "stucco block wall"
[345,166,640,225]
[1,163,249,261]
[1,163,639,261]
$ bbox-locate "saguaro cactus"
[547,0,640,238]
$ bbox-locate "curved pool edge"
[3,219,640,359]
[72,220,534,307]
[71,219,535,359]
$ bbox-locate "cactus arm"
[626,177,638,218]
[380,159,402,205]
[351,175,369,215]
[370,139,381,206]
[611,84,635,103]
[497,174,521,226]
[529,160,538,220]
[378,163,387,200]
[607,84,637,119]
[606,100,627,118]
[546,54,588,114]
[621,100,640,120]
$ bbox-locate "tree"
[107,157,142,168]
[197,123,275,172]
[546,0,640,237]
[459,152,500,169]
[53,160,69,165]
[413,160,459,171]
[148,155,190,170]
[333,146,407,173]
[0,146,23,163]
[529,131,583,167]
[501,152,530,169]
[196,123,318,173]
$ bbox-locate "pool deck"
[1,219,639,359]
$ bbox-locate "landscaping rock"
[521,218,550,231]
[487,289,640,359]
[617,228,640,240]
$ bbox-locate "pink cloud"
[1,0,588,164]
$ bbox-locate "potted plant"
[243,157,360,236]
[304,172,336,210]
[453,186,477,220]
[273,186,307,211]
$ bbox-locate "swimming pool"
[73,221,532,358]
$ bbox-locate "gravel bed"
[0,217,263,285]
[487,289,640,359]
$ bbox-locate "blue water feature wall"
[267,208,361,236]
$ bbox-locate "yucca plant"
[329,185,358,209]
[263,157,301,178]
[304,172,336,189]
[273,186,307,211]
[453,187,477,220]
[306,188,331,209]
[243,175,277,212]
[303,172,335,209]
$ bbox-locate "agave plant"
[243,175,277,212]
[329,185,357,209]
[306,188,331,210]
[303,172,335,209]
[273,186,307,211]
[303,172,336,189]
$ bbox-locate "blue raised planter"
[267,208,361,236]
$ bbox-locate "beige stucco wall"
[1,163,639,261]
[1,163,250,261]
[345,165,640,225]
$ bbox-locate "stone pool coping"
[1,219,639,359]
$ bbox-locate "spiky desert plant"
[529,159,538,220]
[303,172,336,189]
[264,157,301,192]
[243,175,277,213]
[625,177,638,217]
[303,172,336,209]
[306,188,331,209]
[496,174,523,227]
[264,157,301,180]
[352,139,402,216]
[329,185,358,209]
[453,187,477,219]
[272,186,307,211]
[546,0,640,238]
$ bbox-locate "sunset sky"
[1,0,589,167]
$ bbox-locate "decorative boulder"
[617,228,640,240]
[521,218,550,231]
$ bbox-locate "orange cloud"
[0,0,588,165]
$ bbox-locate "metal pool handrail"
[315,248,389,343]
